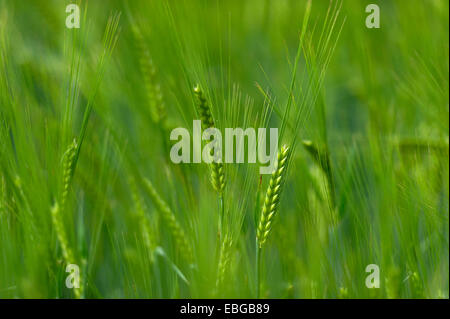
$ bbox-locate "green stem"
[218,194,224,238]
[256,240,261,299]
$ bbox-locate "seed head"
[256,145,290,247]
[194,85,215,129]
[144,178,194,265]
[193,85,225,193]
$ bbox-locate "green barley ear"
[193,85,225,193]
[143,178,194,265]
[193,84,215,128]
[53,139,82,298]
[50,201,81,298]
[61,139,77,209]
[50,202,73,264]
[210,161,226,194]
[132,25,167,125]
[129,178,157,262]
[216,234,233,290]
[256,145,290,248]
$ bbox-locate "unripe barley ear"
[256,145,290,248]
[50,202,73,265]
[132,26,167,125]
[194,84,215,128]
[53,139,82,298]
[216,234,233,289]
[61,139,77,209]
[130,178,156,262]
[51,201,81,298]
[210,161,225,194]
[193,85,226,193]
[143,178,194,265]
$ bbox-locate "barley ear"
[193,85,226,194]
[143,178,194,265]
[61,139,77,209]
[193,84,215,128]
[210,161,225,194]
[50,202,73,265]
[130,178,156,262]
[50,201,81,298]
[216,234,233,289]
[52,139,82,298]
[256,145,290,248]
[132,25,167,125]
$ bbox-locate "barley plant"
[0,0,448,299]
[256,145,291,297]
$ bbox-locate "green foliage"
[0,0,448,299]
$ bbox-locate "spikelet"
[143,178,194,265]
[256,145,290,248]
[132,26,167,125]
[193,85,225,193]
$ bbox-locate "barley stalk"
[255,145,290,298]
[143,178,194,265]
[51,139,82,298]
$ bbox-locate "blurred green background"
[0,0,448,298]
